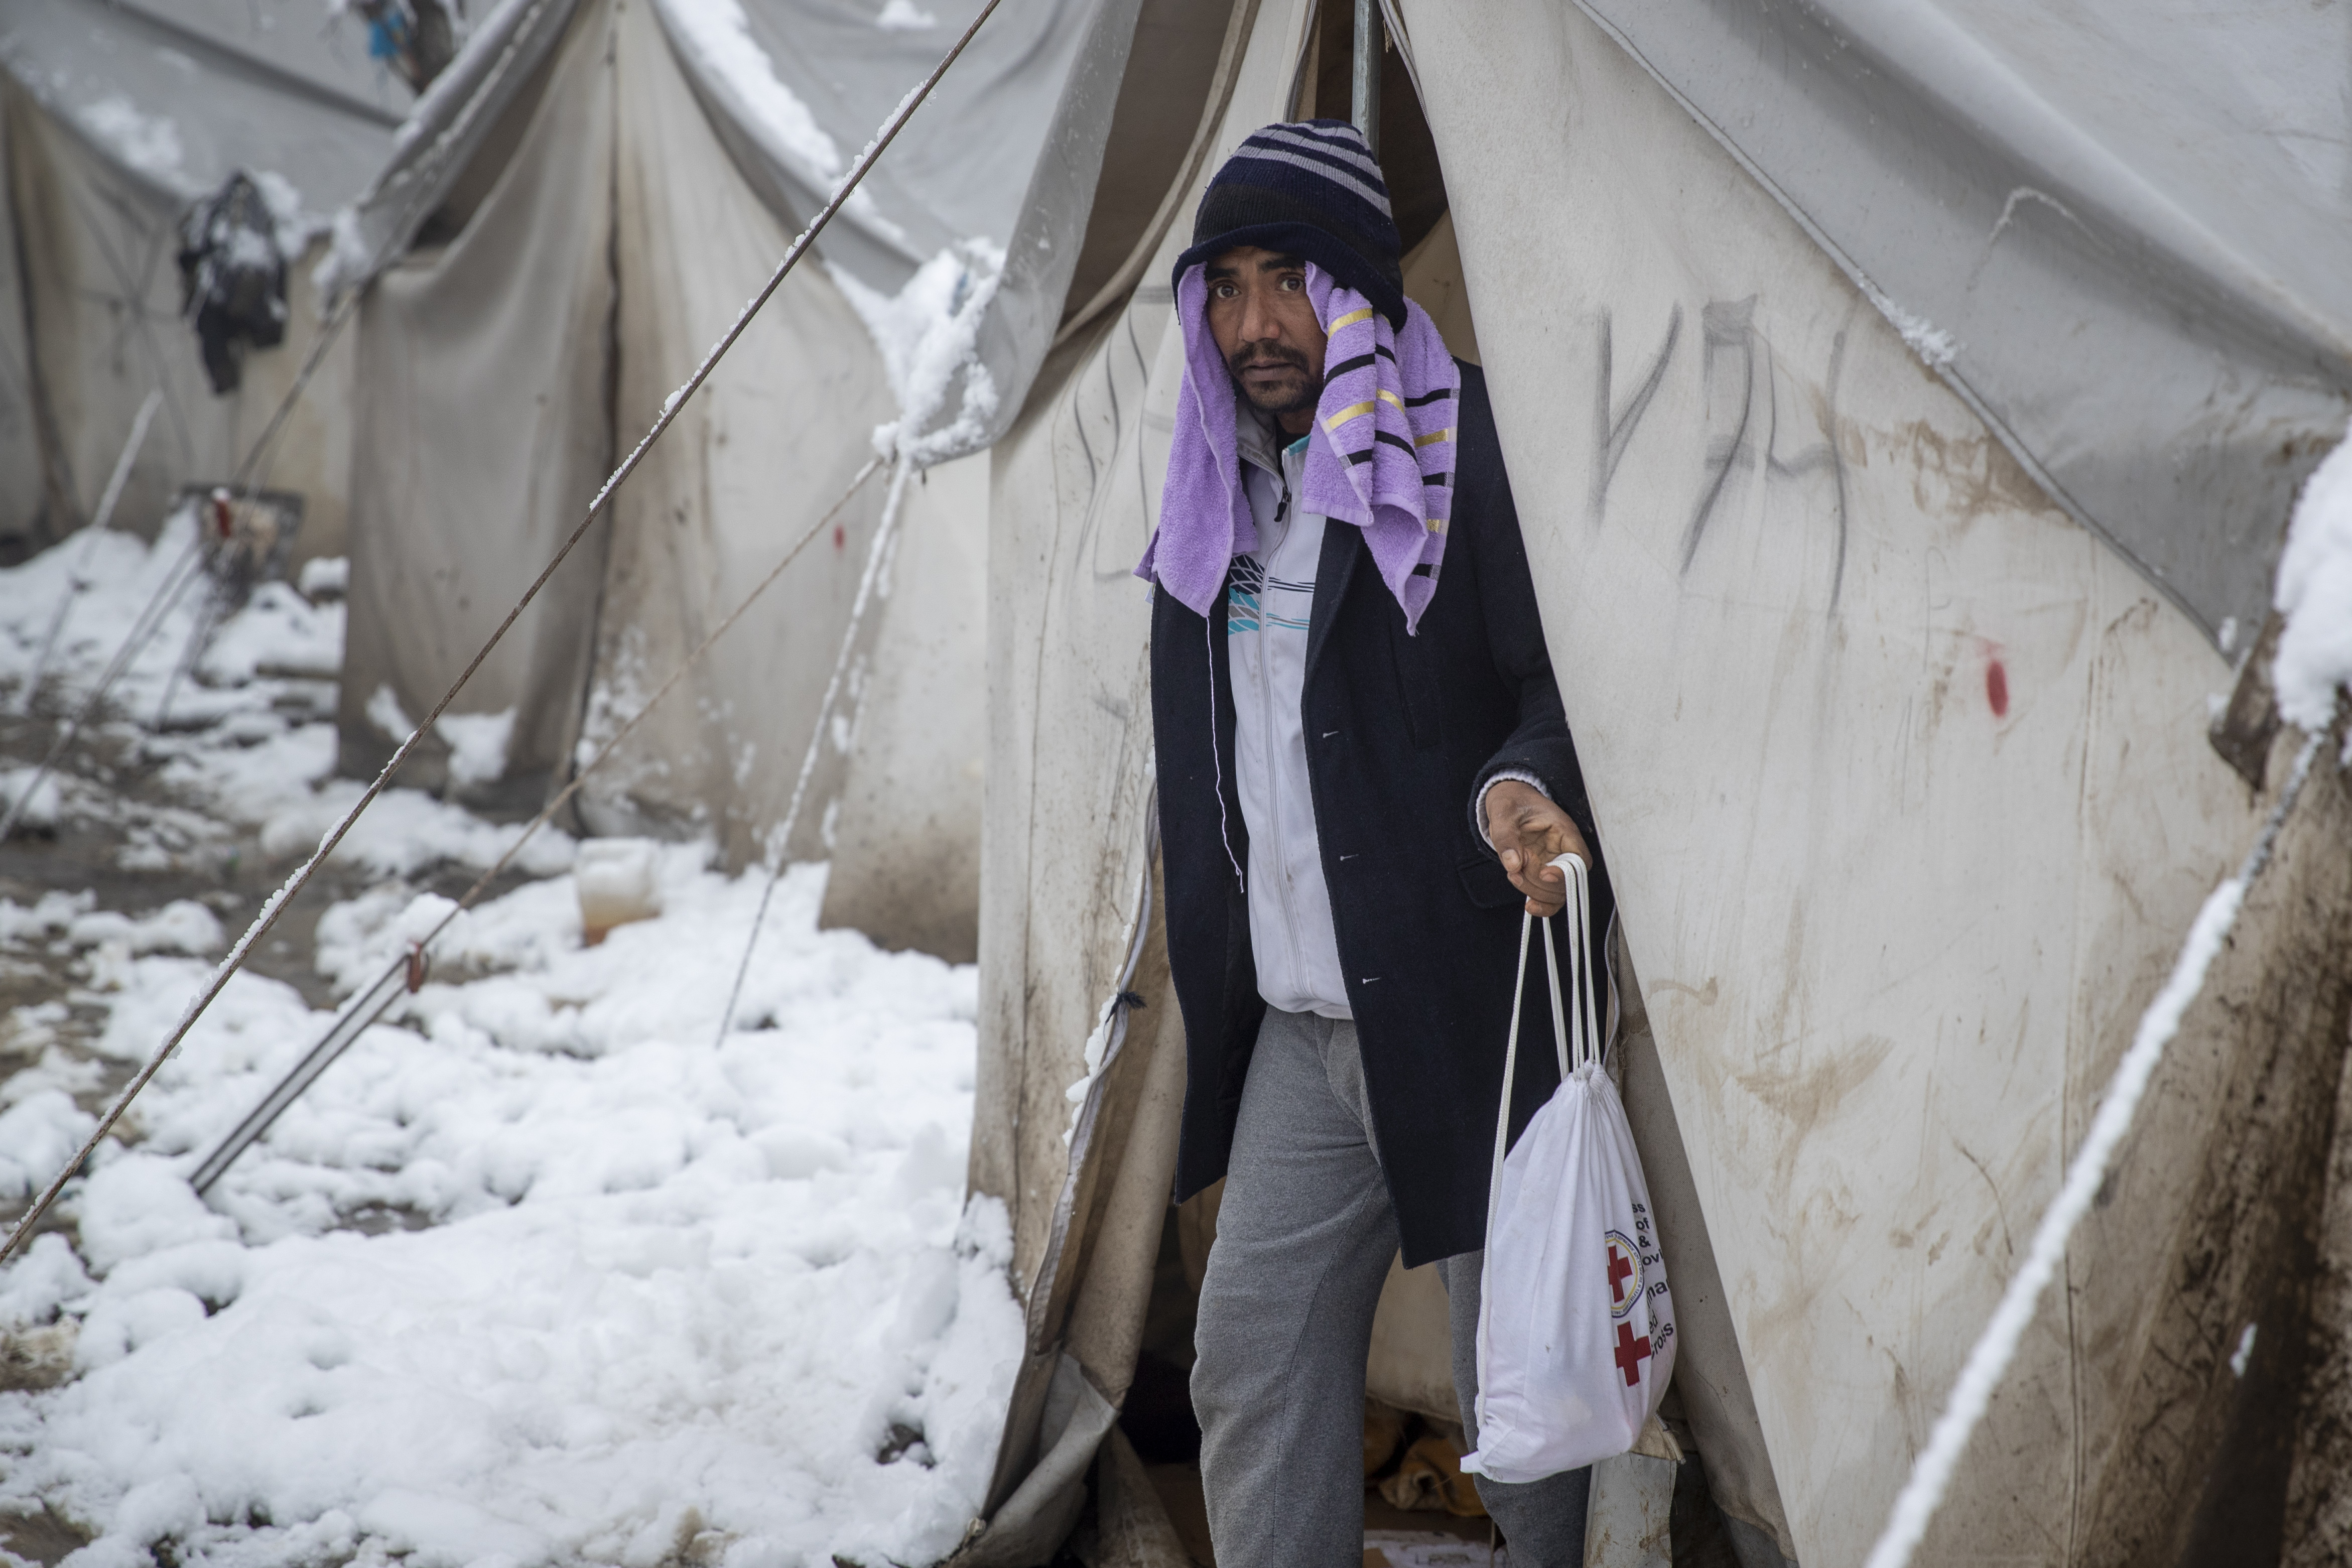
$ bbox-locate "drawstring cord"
[1207,608,1244,889]
[1206,456,1290,894]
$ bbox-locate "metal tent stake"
[190,961,412,1194]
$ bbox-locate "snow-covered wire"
[0,542,209,845]
[154,580,224,729]
[1862,724,2326,1568]
[19,389,161,718]
[0,0,1004,1264]
[191,456,882,1194]
[715,459,911,1044]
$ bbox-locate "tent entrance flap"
[964,4,1795,1558]
[963,0,1320,1555]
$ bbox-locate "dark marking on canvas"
[1591,305,1682,523]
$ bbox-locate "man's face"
[1204,246,1326,433]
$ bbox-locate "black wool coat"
[1150,362,1615,1268]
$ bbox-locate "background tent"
[326,0,1092,957]
[0,0,401,564]
[963,0,2352,1563]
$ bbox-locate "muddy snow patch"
[0,861,1016,1568]
[0,516,1018,1568]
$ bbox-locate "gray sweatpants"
[1192,1007,1591,1567]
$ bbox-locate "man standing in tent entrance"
[1138,121,1612,1566]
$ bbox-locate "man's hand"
[1483,779,1591,917]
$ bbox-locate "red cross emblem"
[1614,1321,1653,1387]
[1604,1230,1642,1319]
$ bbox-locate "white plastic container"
[574,839,663,945]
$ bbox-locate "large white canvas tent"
[959,6,1549,1563]
[960,0,2352,1563]
[0,0,401,562]
[323,0,1094,961]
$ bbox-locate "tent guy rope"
[714,461,913,1046]
[0,0,1006,1265]
[1861,723,2327,1568]
[17,388,161,719]
[191,456,883,1193]
[0,544,210,844]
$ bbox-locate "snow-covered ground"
[0,513,1019,1568]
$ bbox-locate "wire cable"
[190,458,881,1194]
[713,460,911,1045]
[18,389,162,718]
[0,543,210,844]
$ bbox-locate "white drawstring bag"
[1460,854,1676,1484]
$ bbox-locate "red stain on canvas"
[1986,659,2010,718]
[833,525,845,551]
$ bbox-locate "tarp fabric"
[315,0,582,304]
[334,0,616,794]
[972,0,2350,1556]
[970,0,1253,463]
[1610,936,1793,1562]
[333,0,1093,891]
[962,3,1298,1552]
[566,0,899,855]
[0,101,42,542]
[817,451,990,962]
[648,0,1095,300]
[1557,0,2352,643]
[0,0,401,212]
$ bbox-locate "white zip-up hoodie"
[1228,415,1353,1019]
[1222,410,1552,1020]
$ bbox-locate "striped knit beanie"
[1173,120,1407,328]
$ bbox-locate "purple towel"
[1138,262,1460,633]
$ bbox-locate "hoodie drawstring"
[1207,609,1244,890]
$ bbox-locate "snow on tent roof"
[653,0,1098,295]
[0,0,403,218]
[332,0,1098,300]
[323,0,1104,461]
[1574,0,2352,639]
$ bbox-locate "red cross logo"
[1614,1321,1653,1387]
[1604,1230,1642,1318]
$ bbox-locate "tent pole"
[713,460,910,1047]
[1351,0,1380,153]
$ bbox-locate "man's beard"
[1226,341,1319,418]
